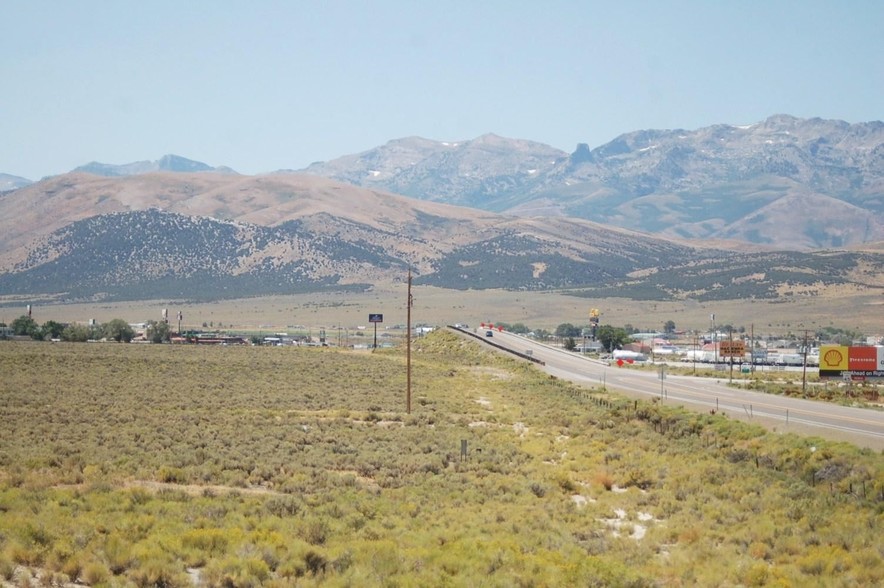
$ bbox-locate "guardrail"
[446,325,546,366]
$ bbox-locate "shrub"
[157,466,186,484]
[202,557,269,588]
[81,562,110,585]
[104,535,135,575]
[593,471,615,491]
[304,520,328,546]
[304,550,328,575]
[60,556,83,583]
[128,558,189,588]
[529,482,547,498]
[180,529,230,555]
[0,556,14,581]
[264,495,302,517]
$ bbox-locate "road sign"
[719,340,745,357]
[369,313,383,323]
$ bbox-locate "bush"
[128,558,190,588]
[0,556,14,581]
[81,562,110,585]
[180,529,230,555]
[202,557,269,588]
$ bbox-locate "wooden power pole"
[406,269,413,414]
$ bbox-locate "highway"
[460,328,884,451]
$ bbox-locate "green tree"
[145,321,171,344]
[11,315,38,337]
[597,325,632,352]
[103,319,135,343]
[555,323,580,338]
[61,324,92,342]
[533,328,551,340]
[564,337,577,351]
[41,320,66,340]
[663,320,676,334]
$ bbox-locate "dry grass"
[0,333,882,586]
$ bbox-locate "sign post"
[719,339,745,382]
[589,308,600,341]
[369,313,383,349]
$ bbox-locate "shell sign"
[821,346,848,371]
[819,345,884,379]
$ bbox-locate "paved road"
[465,328,884,451]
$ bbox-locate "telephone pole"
[406,269,413,414]
[802,329,810,394]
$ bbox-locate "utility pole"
[711,313,717,364]
[406,269,413,414]
[750,323,755,374]
[728,326,734,382]
[802,329,809,394]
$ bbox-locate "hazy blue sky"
[3,0,882,180]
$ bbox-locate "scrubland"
[0,333,882,587]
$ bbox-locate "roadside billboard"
[818,345,884,379]
[718,340,745,358]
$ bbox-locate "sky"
[2,0,882,181]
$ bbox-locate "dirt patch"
[469,366,513,380]
[124,479,284,497]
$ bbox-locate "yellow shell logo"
[823,349,843,367]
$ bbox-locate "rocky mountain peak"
[300,115,883,249]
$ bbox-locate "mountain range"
[0,115,881,305]
[72,154,237,177]
[0,173,32,191]
[300,115,883,250]
[0,173,707,303]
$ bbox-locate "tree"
[555,323,580,338]
[146,320,171,343]
[533,328,551,340]
[11,315,38,337]
[61,324,91,342]
[41,320,65,340]
[596,325,632,353]
[663,320,676,334]
[564,337,577,351]
[103,319,135,343]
